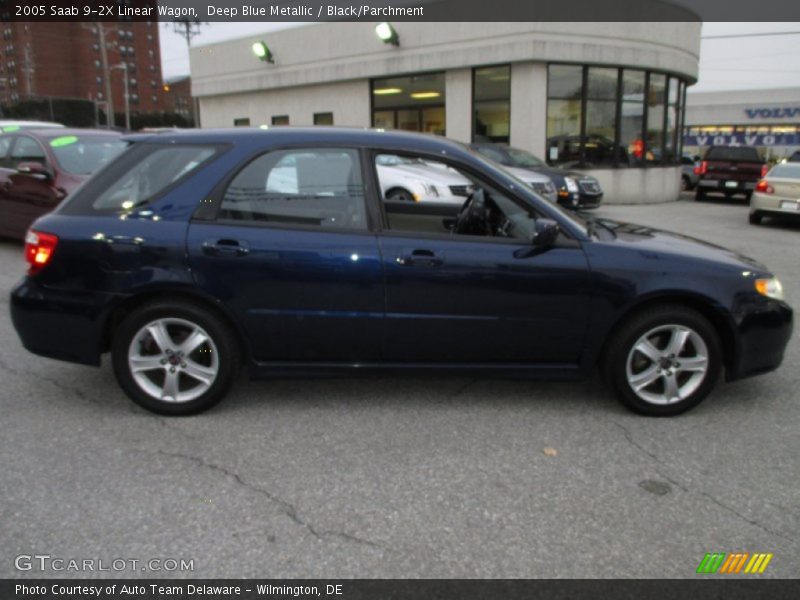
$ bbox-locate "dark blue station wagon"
[9,128,793,416]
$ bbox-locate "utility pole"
[171,20,207,128]
[96,25,115,128]
[112,63,131,131]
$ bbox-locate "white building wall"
[445,69,472,144]
[198,79,370,129]
[509,62,547,156]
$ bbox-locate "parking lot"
[0,195,798,579]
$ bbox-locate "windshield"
[49,135,128,175]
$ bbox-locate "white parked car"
[376,154,475,204]
[749,162,800,225]
[494,165,559,204]
[0,119,64,132]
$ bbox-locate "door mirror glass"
[17,161,51,179]
[532,218,560,247]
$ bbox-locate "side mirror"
[17,161,51,180]
[532,218,560,247]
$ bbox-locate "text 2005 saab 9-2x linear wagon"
[9,128,793,416]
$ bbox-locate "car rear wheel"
[112,301,240,415]
[694,188,706,201]
[604,305,721,416]
[749,211,763,225]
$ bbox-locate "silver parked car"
[749,162,800,225]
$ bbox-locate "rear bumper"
[728,298,793,381]
[698,179,757,192]
[10,277,114,366]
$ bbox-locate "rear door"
[187,147,385,362]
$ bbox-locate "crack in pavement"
[147,449,382,550]
[612,420,794,544]
[0,355,100,406]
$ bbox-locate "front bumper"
[728,297,793,381]
[10,277,114,366]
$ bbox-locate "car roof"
[124,126,471,154]
[9,127,124,139]
[0,120,64,129]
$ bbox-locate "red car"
[0,128,126,239]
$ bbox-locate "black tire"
[749,211,763,225]
[681,175,690,192]
[386,187,414,202]
[112,300,240,415]
[603,305,722,417]
[694,188,706,201]
[744,192,753,202]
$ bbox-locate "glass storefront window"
[620,70,645,166]
[665,78,680,161]
[546,65,583,166]
[646,73,667,163]
[372,72,446,135]
[473,65,510,143]
[585,67,619,167]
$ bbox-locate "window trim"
[59,142,227,216]
[202,146,375,234]
[364,147,582,246]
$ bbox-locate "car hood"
[533,164,596,182]
[381,163,471,186]
[589,218,768,271]
[498,165,552,184]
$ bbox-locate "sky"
[159,22,800,93]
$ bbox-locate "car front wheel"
[112,301,240,415]
[604,305,721,416]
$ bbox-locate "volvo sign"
[744,107,800,119]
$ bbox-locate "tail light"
[755,180,774,194]
[694,161,707,176]
[24,230,59,274]
[760,164,769,178]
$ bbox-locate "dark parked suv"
[10,128,793,416]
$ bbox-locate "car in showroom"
[10,128,792,417]
[470,143,602,209]
[749,162,800,225]
[0,128,126,239]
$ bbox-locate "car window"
[375,152,540,242]
[769,164,800,179]
[704,147,762,162]
[77,144,217,212]
[10,135,47,169]
[0,135,12,168]
[48,135,127,175]
[219,148,368,230]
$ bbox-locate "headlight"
[755,277,784,300]
[564,177,579,193]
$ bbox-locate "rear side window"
[61,143,217,214]
[219,148,367,230]
[704,147,762,162]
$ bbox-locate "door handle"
[202,238,249,257]
[396,249,443,267]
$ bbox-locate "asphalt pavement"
[1,195,798,578]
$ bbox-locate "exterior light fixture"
[372,87,403,95]
[251,41,274,63]
[375,22,399,46]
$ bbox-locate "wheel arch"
[101,287,250,364]
[595,292,738,373]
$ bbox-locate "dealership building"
[684,87,800,161]
[190,22,701,203]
